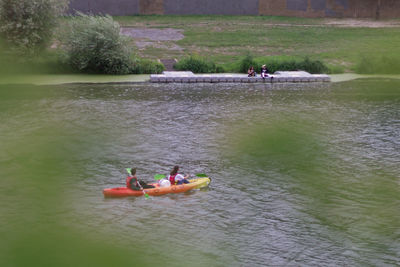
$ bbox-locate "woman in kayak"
[126,168,155,190]
[168,165,190,185]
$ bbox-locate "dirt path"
[324,18,400,28]
[120,28,184,41]
[120,28,184,50]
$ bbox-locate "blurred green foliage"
[224,82,400,249]
[228,118,323,175]
[0,0,68,56]
[0,83,157,267]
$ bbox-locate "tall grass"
[239,54,258,73]
[131,58,165,74]
[238,55,329,74]
[355,55,400,74]
[174,55,224,73]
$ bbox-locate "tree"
[0,0,68,56]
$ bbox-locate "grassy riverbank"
[0,74,149,85]
[114,15,400,73]
[2,73,400,85]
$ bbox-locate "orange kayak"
[103,177,211,197]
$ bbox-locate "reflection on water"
[0,80,399,266]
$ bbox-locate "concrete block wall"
[69,0,259,15]
[69,0,139,15]
[69,0,400,18]
[378,0,400,19]
[259,0,400,18]
[163,0,259,15]
[140,0,164,15]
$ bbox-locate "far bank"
[113,15,400,74]
[2,73,400,86]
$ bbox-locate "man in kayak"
[168,165,190,185]
[126,168,155,190]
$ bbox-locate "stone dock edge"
[151,71,331,83]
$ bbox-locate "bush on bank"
[238,55,329,74]
[131,58,165,74]
[59,13,164,75]
[239,54,258,73]
[60,13,133,74]
[174,55,225,73]
[173,54,328,74]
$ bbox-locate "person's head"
[131,168,136,176]
[250,66,254,70]
[170,165,179,175]
[262,64,266,69]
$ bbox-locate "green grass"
[0,74,150,85]
[113,15,400,73]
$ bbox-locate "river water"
[0,79,399,266]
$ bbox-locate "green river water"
[0,79,399,266]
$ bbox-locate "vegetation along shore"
[1,0,400,77]
[115,15,400,74]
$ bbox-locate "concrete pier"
[150,71,331,83]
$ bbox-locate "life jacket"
[126,176,137,189]
[169,174,177,185]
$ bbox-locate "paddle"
[126,168,150,199]
[154,173,208,182]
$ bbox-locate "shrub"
[327,65,345,74]
[240,57,328,74]
[236,56,328,74]
[239,54,258,73]
[0,0,68,55]
[131,58,165,74]
[215,65,226,73]
[174,55,218,73]
[298,58,329,74]
[61,13,134,74]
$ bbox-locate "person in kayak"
[126,168,155,190]
[168,165,190,185]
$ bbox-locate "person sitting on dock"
[260,64,272,79]
[126,168,155,190]
[168,165,190,185]
[247,66,256,77]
